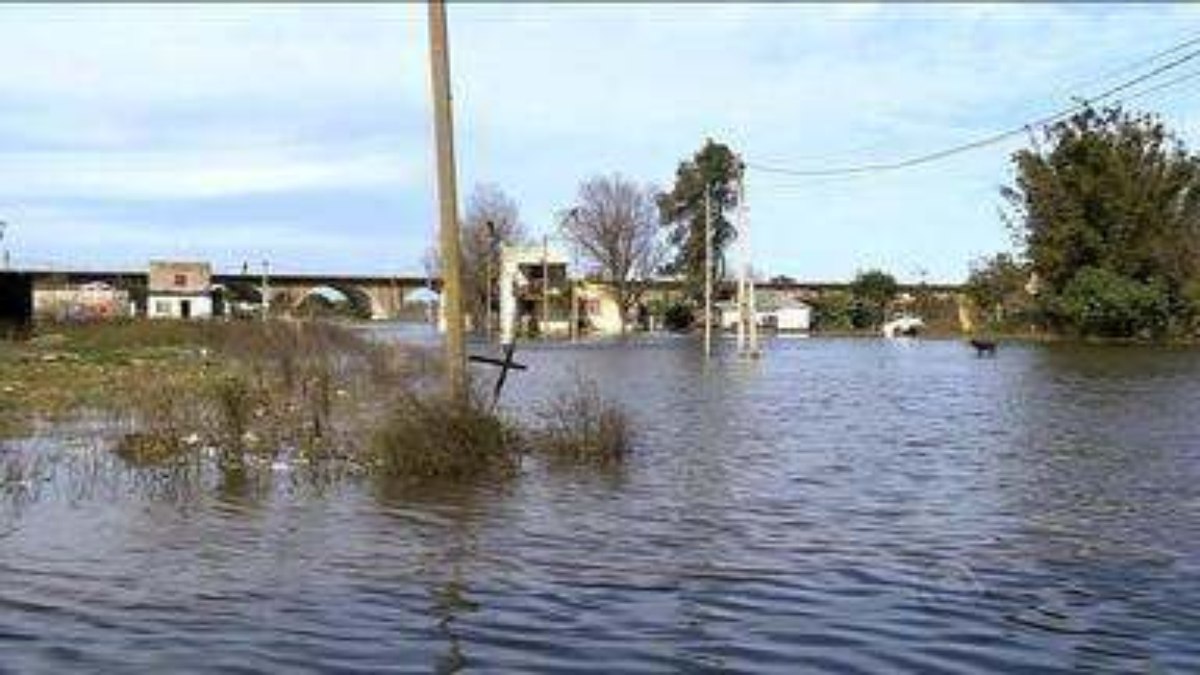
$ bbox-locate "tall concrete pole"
[704,187,713,359]
[745,169,760,357]
[428,0,468,400]
[736,169,747,354]
[541,234,550,334]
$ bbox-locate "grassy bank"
[1,320,630,485]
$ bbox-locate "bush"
[1055,267,1170,338]
[534,376,629,466]
[371,391,519,482]
[662,302,694,332]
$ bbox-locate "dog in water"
[969,338,997,357]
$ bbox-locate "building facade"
[34,282,131,321]
[147,261,213,319]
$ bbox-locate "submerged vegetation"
[371,391,520,482]
[533,374,629,466]
[1,320,632,491]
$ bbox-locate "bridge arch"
[294,284,379,320]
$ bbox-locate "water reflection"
[2,335,1200,672]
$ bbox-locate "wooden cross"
[468,341,527,409]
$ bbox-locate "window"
[154,300,173,316]
[173,274,187,287]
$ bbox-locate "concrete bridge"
[16,269,440,320]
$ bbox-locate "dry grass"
[370,390,520,483]
[533,375,630,466]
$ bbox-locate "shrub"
[662,302,694,332]
[1055,267,1170,338]
[534,376,629,466]
[371,391,519,482]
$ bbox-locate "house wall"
[34,288,131,321]
[148,294,213,319]
[775,306,811,331]
[149,261,212,294]
[578,283,624,335]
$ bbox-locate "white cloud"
[0,147,418,200]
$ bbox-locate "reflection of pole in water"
[432,577,474,673]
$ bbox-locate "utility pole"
[541,233,550,334]
[261,259,270,321]
[743,166,760,357]
[428,0,468,400]
[703,186,713,359]
[735,169,747,354]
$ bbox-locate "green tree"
[965,253,1030,324]
[658,139,742,301]
[849,269,898,329]
[811,290,854,331]
[1004,105,1200,336]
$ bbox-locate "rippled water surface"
[3,331,1200,673]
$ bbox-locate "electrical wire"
[747,42,1200,178]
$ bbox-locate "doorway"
[180,299,191,319]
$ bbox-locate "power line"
[753,65,1200,191]
[748,42,1200,179]
[1056,28,1200,101]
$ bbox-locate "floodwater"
[3,329,1200,673]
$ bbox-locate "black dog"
[969,338,997,357]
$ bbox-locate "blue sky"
[3,3,1199,282]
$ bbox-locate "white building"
[719,294,812,332]
[147,261,214,319]
[497,244,572,342]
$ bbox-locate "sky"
[2,3,1200,283]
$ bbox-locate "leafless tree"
[462,184,525,332]
[422,184,525,332]
[561,174,665,333]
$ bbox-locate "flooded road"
[3,332,1200,673]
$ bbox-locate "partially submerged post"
[741,164,760,357]
[428,0,468,400]
[541,234,550,334]
[735,164,747,354]
[703,187,713,359]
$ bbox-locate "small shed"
[147,261,213,319]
